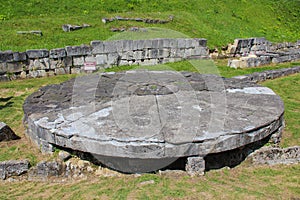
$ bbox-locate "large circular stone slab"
[23,71,284,173]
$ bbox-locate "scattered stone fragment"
[17,30,43,36]
[247,146,300,165]
[102,15,174,24]
[0,122,20,142]
[29,161,65,179]
[62,24,91,32]
[58,150,72,161]
[0,160,30,180]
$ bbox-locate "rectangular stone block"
[162,39,171,48]
[26,49,49,59]
[140,59,158,66]
[133,51,144,60]
[185,39,194,49]
[122,40,133,52]
[137,40,145,50]
[55,67,70,75]
[143,40,153,49]
[65,45,91,56]
[177,38,186,49]
[158,49,170,58]
[91,40,104,54]
[169,39,178,48]
[0,51,14,62]
[7,62,24,73]
[71,67,82,74]
[103,41,118,53]
[73,56,84,66]
[0,63,7,75]
[49,48,66,59]
[85,56,96,63]
[13,52,27,62]
[107,53,120,65]
[151,39,159,49]
[185,156,205,176]
[28,70,47,78]
[96,54,108,65]
[149,49,158,58]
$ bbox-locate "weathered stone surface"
[247,146,300,165]
[13,52,27,62]
[23,71,284,173]
[29,161,65,179]
[0,160,29,180]
[26,49,49,59]
[65,45,92,56]
[0,51,13,62]
[49,48,66,59]
[0,122,20,141]
[185,156,205,176]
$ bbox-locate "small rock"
[0,122,20,142]
[138,180,155,186]
[58,150,71,161]
[0,160,30,180]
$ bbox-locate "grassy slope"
[0,0,300,51]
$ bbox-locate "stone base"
[185,156,205,176]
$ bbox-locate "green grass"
[0,0,299,51]
[0,164,299,199]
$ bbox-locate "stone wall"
[233,66,300,83]
[0,38,208,81]
[227,37,300,68]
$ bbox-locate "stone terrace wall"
[233,66,300,83]
[227,37,300,68]
[0,38,208,81]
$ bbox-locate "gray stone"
[0,122,20,141]
[247,146,300,165]
[29,161,65,178]
[91,40,104,54]
[65,45,92,56]
[49,48,66,59]
[0,51,13,62]
[95,54,108,65]
[55,67,70,75]
[23,71,284,174]
[7,62,24,73]
[185,156,205,176]
[0,160,29,180]
[13,52,27,62]
[58,151,72,161]
[26,49,49,59]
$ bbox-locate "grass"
[0,164,299,199]
[0,0,300,51]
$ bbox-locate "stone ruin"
[0,38,208,82]
[23,70,284,175]
[227,37,300,68]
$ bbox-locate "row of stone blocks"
[0,38,208,81]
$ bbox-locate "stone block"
[162,39,171,48]
[13,52,27,62]
[0,160,29,180]
[91,40,104,54]
[29,161,65,178]
[0,75,9,82]
[185,39,194,48]
[143,40,153,49]
[107,53,120,65]
[0,63,7,74]
[149,49,159,58]
[136,40,145,50]
[96,54,108,65]
[169,39,178,48]
[6,62,24,73]
[28,70,47,78]
[252,37,267,45]
[103,41,118,53]
[26,49,49,59]
[122,40,133,52]
[140,59,158,66]
[55,67,70,75]
[228,59,241,69]
[133,51,144,60]
[185,156,205,176]
[0,51,13,62]
[0,122,20,141]
[65,45,91,56]
[71,67,82,74]
[49,48,66,59]
[151,39,159,49]
[177,38,186,49]
[85,56,96,63]
[119,60,130,66]
[73,56,85,66]
[158,49,170,58]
